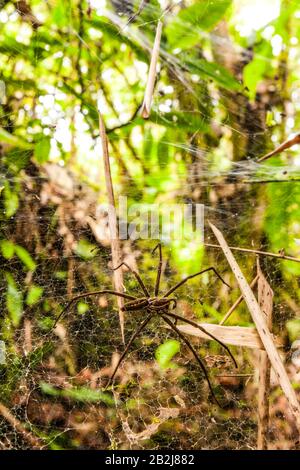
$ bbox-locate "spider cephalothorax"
[53,243,237,405]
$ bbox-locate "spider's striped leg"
[106,313,153,388]
[52,290,136,329]
[113,262,150,297]
[164,312,237,368]
[152,243,162,296]
[162,315,222,407]
[163,267,231,298]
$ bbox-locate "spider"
[53,244,237,405]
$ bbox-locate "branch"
[205,243,300,263]
[220,275,259,325]
[106,104,142,134]
[140,20,163,119]
[98,110,125,343]
[15,1,42,29]
[257,132,300,163]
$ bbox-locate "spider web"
[0,0,300,450]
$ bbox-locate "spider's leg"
[106,313,153,388]
[113,262,150,297]
[164,312,237,368]
[163,267,231,298]
[162,315,222,407]
[152,243,162,296]
[52,290,136,328]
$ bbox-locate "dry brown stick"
[0,401,44,449]
[257,132,300,162]
[23,318,32,355]
[99,111,125,343]
[209,222,300,432]
[220,275,259,325]
[140,20,163,119]
[257,259,273,450]
[205,243,300,264]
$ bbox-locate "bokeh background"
[0,0,300,450]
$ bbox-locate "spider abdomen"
[121,298,148,311]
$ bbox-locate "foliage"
[0,0,299,451]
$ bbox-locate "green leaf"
[166,0,232,49]
[4,148,31,172]
[243,43,272,101]
[184,56,242,91]
[15,245,36,271]
[34,137,51,164]
[0,128,32,149]
[6,273,23,327]
[51,0,68,28]
[0,240,15,259]
[38,316,54,331]
[4,192,19,218]
[286,319,300,343]
[0,37,46,62]
[54,271,67,280]
[87,18,148,61]
[151,110,210,132]
[26,285,43,306]
[2,182,19,218]
[155,339,180,369]
[171,240,204,277]
[63,387,114,405]
[265,182,300,276]
[77,302,89,314]
[74,239,97,260]
[40,382,115,406]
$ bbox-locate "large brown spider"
[53,244,237,405]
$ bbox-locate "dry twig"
[205,243,300,264]
[257,259,273,450]
[257,132,300,162]
[209,222,300,433]
[99,111,125,342]
[220,275,259,325]
[140,20,163,119]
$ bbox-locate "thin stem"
[257,132,300,162]
[99,110,125,342]
[53,290,136,328]
[113,262,150,297]
[162,315,221,407]
[140,20,163,119]
[220,275,259,325]
[152,243,162,296]
[163,267,230,298]
[106,313,153,387]
[205,243,300,264]
[125,0,146,25]
[165,312,237,368]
